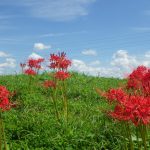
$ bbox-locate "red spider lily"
[50,54,60,62]
[43,80,56,89]
[37,58,44,63]
[24,68,36,75]
[97,87,150,126]
[96,65,150,126]
[20,63,26,68]
[54,71,71,80]
[28,58,44,69]
[20,58,44,75]
[0,86,12,111]
[45,52,71,124]
[105,88,127,103]
[108,95,150,126]
[127,65,150,96]
[49,52,71,70]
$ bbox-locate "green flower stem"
[51,90,60,123]
[0,111,7,150]
[123,123,128,150]
[62,81,68,124]
[0,111,2,150]
[136,127,141,150]
[29,76,32,93]
[1,119,7,150]
[125,123,134,150]
[139,125,147,150]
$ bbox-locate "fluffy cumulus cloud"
[28,52,43,59]
[0,51,16,74]
[2,0,96,21]
[72,49,150,78]
[111,50,138,70]
[0,58,16,68]
[89,60,100,66]
[0,51,9,57]
[111,50,150,72]
[145,51,150,58]
[82,49,97,56]
[34,43,51,50]
[71,59,123,78]
[140,51,150,67]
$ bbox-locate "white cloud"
[89,60,100,66]
[71,59,99,76]
[111,50,138,70]
[71,59,124,78]
[111,50,150,71]
[139,51,150,67]
[34,43,51,50]
[0,58,16,68]
[5,58,16,68]
[28,52,43,60]
[0,51,16,72]
[0,51,9,57]
[72,50,150,78]
[82,49,97,56]
[2,0,96,21]
[145,51,150,58]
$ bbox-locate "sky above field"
[1,0,150,78]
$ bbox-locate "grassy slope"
[0,73,126,150]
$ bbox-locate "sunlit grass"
[0,72,126,149]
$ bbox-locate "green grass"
[0,72,127,149]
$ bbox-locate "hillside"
[0,73,126,149]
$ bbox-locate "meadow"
[0,73,126,150]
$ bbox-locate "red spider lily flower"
[24,68,36,75]
[50,54,60,62]
[27,58,44,69]
[43,80,56,89]
[0,86,9,99]
[109,95,150,126]
[28,59,39,69]
[0,86,11,111]
[101,88,150,126]
[126,65,150,96]
[20,63,26,68]
[28,59,37,68]
[59,59,71,70]
[54,71,71,80]
[141,70,150,96]
[37,58,44,63]
[106,88,127,103]
[108,104,131,121]
[20,58,44,75]
[96,66,150,126]
[127,66,148,90]
[49,52,71,70]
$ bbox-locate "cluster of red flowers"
[54,71,71,81]
[20,58,44,75]
[0,86,11,111]
[97,65,150,126]
[43,52,71,89]
[49,52,71,71]
[127,66,150,96]
[43,80,56,89]
[49,52,71,81]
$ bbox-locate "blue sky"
[1,0,150,77]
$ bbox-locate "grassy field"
[0,73,127,149]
